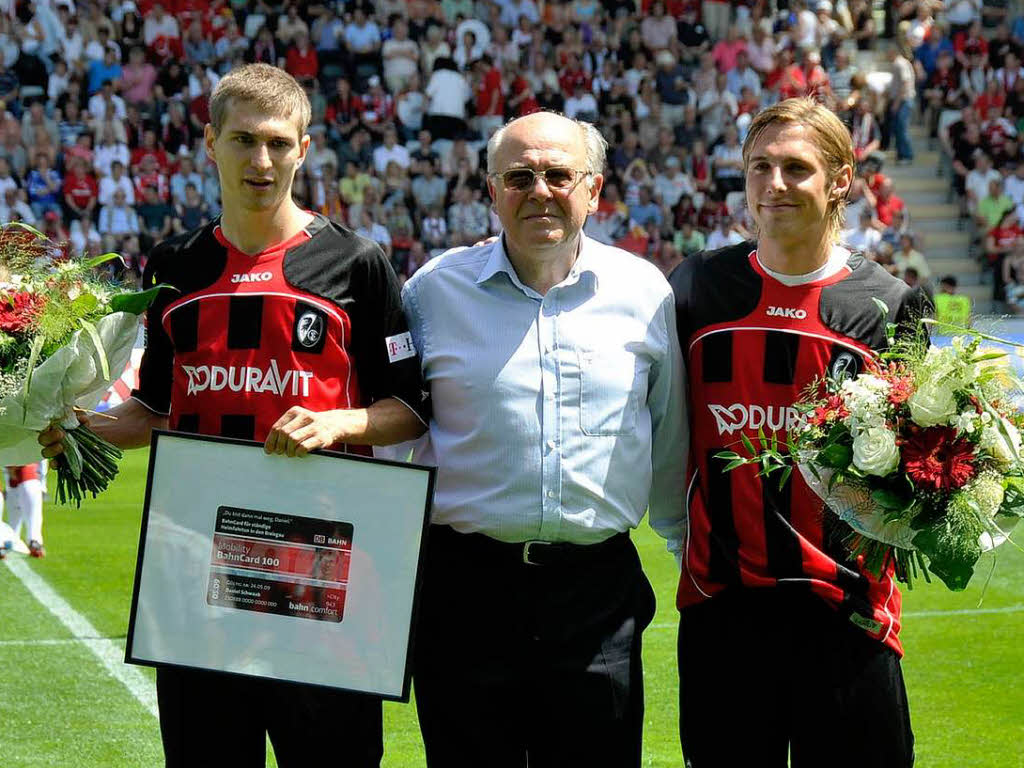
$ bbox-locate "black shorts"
[678,588,914,768]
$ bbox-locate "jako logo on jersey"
[766,306,807,319]
[231,272,273,283]
[296,311,324,348]
[708,403,802,436]
[181,361,314,397]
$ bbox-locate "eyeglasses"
[490,166,590,192]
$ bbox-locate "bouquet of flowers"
[0,224,163,506]
[719,324,1024,591]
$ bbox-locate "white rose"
[852,426,901,477]
[907,381,958,427]
[981,417,1022,468]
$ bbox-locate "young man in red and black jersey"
[668,98,926,767]
[41,63,428,767]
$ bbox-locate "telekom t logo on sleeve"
[386,332,416,363]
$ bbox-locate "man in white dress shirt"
[399,111,687,767]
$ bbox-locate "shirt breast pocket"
[578,347,642,437]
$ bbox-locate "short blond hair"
[742,98,854,241]
[209,63,311,139]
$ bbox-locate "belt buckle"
[522,540,551,565]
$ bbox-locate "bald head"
[486,112,607,178]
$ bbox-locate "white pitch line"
[0,638,89,647]
[648,603,1024,631]
[3,557,158,718]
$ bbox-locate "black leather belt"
[428,525,631,567]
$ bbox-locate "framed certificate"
[125,430,435,701]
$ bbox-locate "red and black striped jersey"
[669,241,927,656]
[131,214,429,447]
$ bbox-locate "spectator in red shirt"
[326,77,364,142]
[285,30,319,82]
[133,153,169,202]
[360,75,395,140]
[974,78,1007,121]
[130,129,170,175]
[62,156,99,221]
[473,54,504,140]
[506,61,540,118]
[875,177,906,226]
[711,25,748,73]
[558,53,591,95]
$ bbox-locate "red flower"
[887,376,914,406]
[809,394,850,427]
[902,426,976,491]
[0,291,45,334]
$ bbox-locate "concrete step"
[908,203,960,220]
[918,229,971,248]
[882,149,942,167]
[962,283,996,304]
[928,257,982,275]
[887,176,952,194]
[912,217,968,232]
[903,190,956,206]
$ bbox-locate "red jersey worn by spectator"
[64,171,99,210]
[670,243,927,657]
[134,169,170,202]
[988,223,1023,262]
[475,65,504,117]
[286,43,319,81]
[876,191,906,226]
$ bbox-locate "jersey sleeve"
[130,242,176,415]
[349,243,430,426]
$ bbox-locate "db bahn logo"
[707,403,802,436]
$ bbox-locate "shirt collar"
[476,233,600,293]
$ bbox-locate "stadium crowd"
[0,0,1015,300]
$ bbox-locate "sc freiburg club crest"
[296,311,324,348]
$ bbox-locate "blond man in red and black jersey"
[669,99,926,768]
[41,64,428,768]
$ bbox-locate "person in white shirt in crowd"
[169,152,202,206]
[425,57,471,140]
[354,208,392,261]
[699,71,739,143]
[98,187,140,252]
[305,126,339,178]
[0,156,17,198]
[373,126,411,175]
[143,2,180,47]
[705,213,746,250]
[726,50,762,100]
[0,186,36,225]
[87,79,127,122]
[382,18,419,94]
[843,208,883,253]
[654,156,696,209]
[70,213,103,256]
[564,82,599,122]
[965,151,1002,217]
[1003,161,1024,219]
[98,159,135,205]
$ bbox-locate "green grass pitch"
[1,449,1022,767]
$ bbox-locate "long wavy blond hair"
[742,98,855,243]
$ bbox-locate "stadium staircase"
[880,131,990,311]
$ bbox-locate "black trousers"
[156,667,383,768]
[413,525,656,768]
[678,589,914,768]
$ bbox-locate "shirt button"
[545,440,556,451]
[546,490,556,499]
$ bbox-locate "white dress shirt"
[397,234,688,551]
